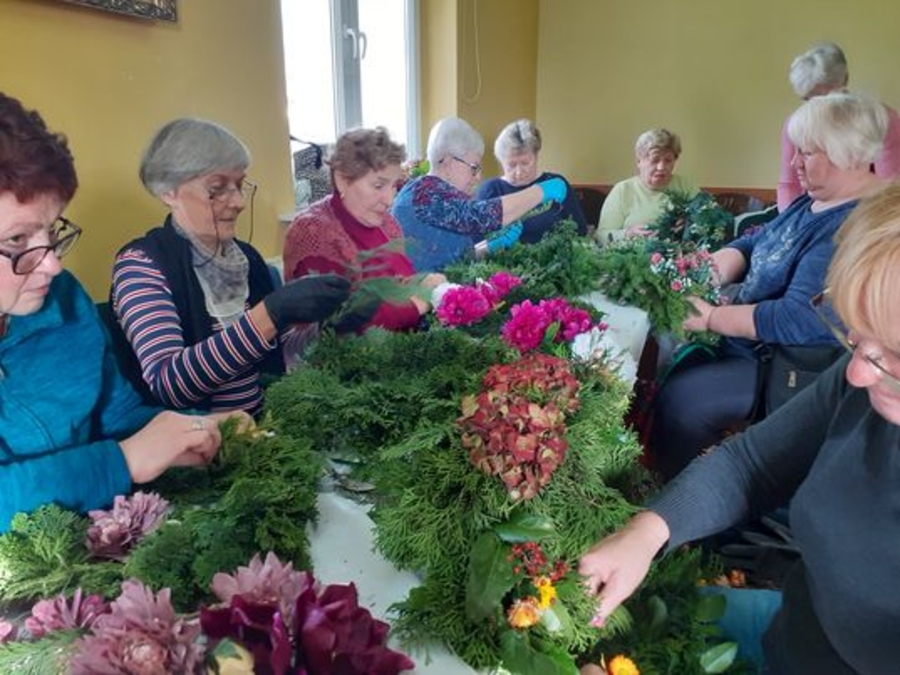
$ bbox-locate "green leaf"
[499,630,578,675]
[494,513,556,543]
[699,641,738,673]
[540,601,574,638]
[464,533,517,622]
[695,591,727,622]
[647,593,669,632]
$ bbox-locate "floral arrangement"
[649,190,732,249]
[0,552,413,674]
[459,353,580,501]
[435,271,523,326]
[501,297,605,355]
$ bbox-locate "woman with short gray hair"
[392,116,567,271]
[476,119,587,243]
[110,118,352,415]
[595,127,698,244]
[778,42,900,211]
[652,91,889,480]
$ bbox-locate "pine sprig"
[0,629,79,675]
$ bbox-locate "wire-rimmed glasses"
[207,180,257,204]
[451,156,483,177]
[810,290,900,393]
[0,217,82,275]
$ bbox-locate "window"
[280,0,419,154]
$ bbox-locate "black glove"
[263,274,351,330]
[326,287,382,334]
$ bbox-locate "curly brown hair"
[0,93,77,204]
[327,126,406,183]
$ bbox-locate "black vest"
[104,217,283,409]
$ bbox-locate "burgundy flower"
[87,492,170,561]
[70,580,204,675]
[25,588,109,638]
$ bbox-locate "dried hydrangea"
[69,580,204,675]
[86,491,170,561]
[25,588,109,638]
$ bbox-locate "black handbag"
[753,343,844,418]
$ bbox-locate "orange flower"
[507,597,541,629]
[607,654,640,675]
[534,576,557,609]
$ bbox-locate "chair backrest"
[714,192,766,217]
[573,186,607,227]
[733,204,779,240]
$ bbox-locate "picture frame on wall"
[60,0,177,22]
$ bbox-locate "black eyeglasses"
[0,217,82,275]
[451,156,483,176]
[207,180,257,204]
[811,290,900,393]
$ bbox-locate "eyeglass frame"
[206,180,257,203]
[450,155,483,177]
[810,290,900,393]
[0,217,83,275]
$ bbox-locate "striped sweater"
[111,248,278,415]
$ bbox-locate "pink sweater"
[777,102,900,211]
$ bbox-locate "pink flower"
[0,620,16,643]
[25,588,109,638]
[70,581,204,675]
[650,252,664,265]
[435,285,492,326]
[87,492,170,561]
[501,300,551,352]
[210,551,310,624]
[670,280,683,292]
[485,271,522,299]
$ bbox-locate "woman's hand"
[683,296,716,333]
[578,511,670,627]
[119,411,222,484]
[420,273,448,290]
[624,223,652,239]
[205,409,256,434]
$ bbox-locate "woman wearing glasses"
[391,116,567,271]
[651,92,888,480]
[110,119,350,415]
[580,183,900,674]
[0,93,227,532]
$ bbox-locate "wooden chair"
[573,186,607,228]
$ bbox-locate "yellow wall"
[419,0,539,176]
[535,0,900,188]
[1,0,294,299]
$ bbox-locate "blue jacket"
[0,271,160,532]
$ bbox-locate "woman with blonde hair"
[580,181,900,673]
[595,128,698,243]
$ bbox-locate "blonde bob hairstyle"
[827,182,900,351]
[634,128,681,160]
[787,91,887,170]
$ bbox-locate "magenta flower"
[670,279,683,292]
[501,300,551,352]
[87,492,170,561]
[480,271,522,305]
[70,581,204,675]
[25,588,109,639]
[0,620,16,643]
[210,551,310,624]
[435,285,492,326]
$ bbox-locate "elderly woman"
[652,92,887,479]
[595,128,698,244]
[111,119,350,416]
[391,116,567,271]
[581,182,900,674]
[777,42,900,211]
[475,119,587,242]
[283,127,445,332]
[0,92,228,532]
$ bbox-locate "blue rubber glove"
[486,222,523,254]
[537,177,567,204]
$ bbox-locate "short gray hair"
[634,128,681,159]
[494,119,542,162]
[789,42,848,99]
[425,117,484,168]
[787,91,887,170]
[139,118,251,196]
